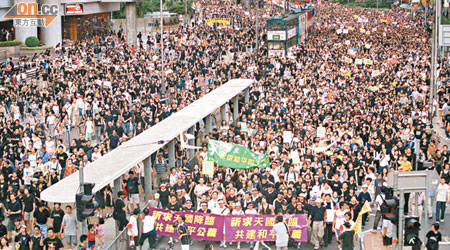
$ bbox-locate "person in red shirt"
[87,224,96,250]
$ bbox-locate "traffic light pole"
[398,189,404,250]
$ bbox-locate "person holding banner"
[176,215,191,250]
[309,198,326,250]
[213,200,230,248]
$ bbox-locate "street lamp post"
[256,0,259,52]
[429,0,440,120]
[160,0,167,99]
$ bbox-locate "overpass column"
[168,140,175,169]
[244,88,250,103]
[113,178,121,236]
[188,127,195,159]
[205,115,212,135]
[125,2,137,47]
[220,105,226,124]
[233,95,239,124]
[143,156,152,201]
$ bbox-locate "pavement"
[360,115,450,250]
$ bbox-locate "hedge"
[25,36,40,47]
[0,40,21,47]
[21,45,53,50]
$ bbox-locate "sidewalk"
[363,232,413,250]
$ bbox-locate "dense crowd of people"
[0,0,449,249]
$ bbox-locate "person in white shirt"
[128,208,140,246]
[231,203,245,250]
[91,147,102,162]
[373,191,385,231]
[139,208,156,250]
[208,192,220,211]
[47,156,62,176]
[382,218,393,250]
[409,192,425,224]
[435,178,450,222]
[272,215,289,250]
[23,161,34,187]
[212,200,229,248]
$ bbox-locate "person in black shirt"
[198,202,211,213]
[176,215,191,249]
[294,202,306,214]
[30,225,43,250]
[50,203,64,239]
[426,223,442,250]
[7,193,22,237]
[309,198,326,250]
[337,222,355,250]
[15,225,31,250]
[113,192,129,231]
[157,184,170,208]
[23,188,35,232]
[55,147,68,179]
[167,195,182,211]
[276,200,291,215]
[33,203,49,238]
[42,228,63,250]
[79,234,88,250]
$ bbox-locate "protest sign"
[202,161,215,176]
[206,18,231,25]
[224,214,308,242]
[149,208,225,241]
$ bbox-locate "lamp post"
[256,0,259,52]
[429,0,440,121]
[160,0,166,96]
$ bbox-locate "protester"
[272,215,289,250]
[0,0,442,248]
[176,215,191,250]
[426,223,442,250]
[139,208,156,250]
[337,222,355,250]
[60,205,77,250]
[435,178,450,222]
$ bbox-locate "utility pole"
[256,0,259,52]
[160,0,166,97]
[429,0,439,121]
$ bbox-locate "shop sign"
[65,4,83,15]
[267,31,286,40]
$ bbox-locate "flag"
[206,140,270,169]
[353,201,372,234]
[340,69,351,77]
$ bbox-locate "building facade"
[0,0,120,47]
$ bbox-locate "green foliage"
[0,40,21,47]
[25,36,39,47]
[21,45,53,50]
[338,0,393,8]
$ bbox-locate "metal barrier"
[106,227,130,250]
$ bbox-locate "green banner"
[206,139,270,169]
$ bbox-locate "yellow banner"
[206,18,231,26]
[353,201,372,234]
